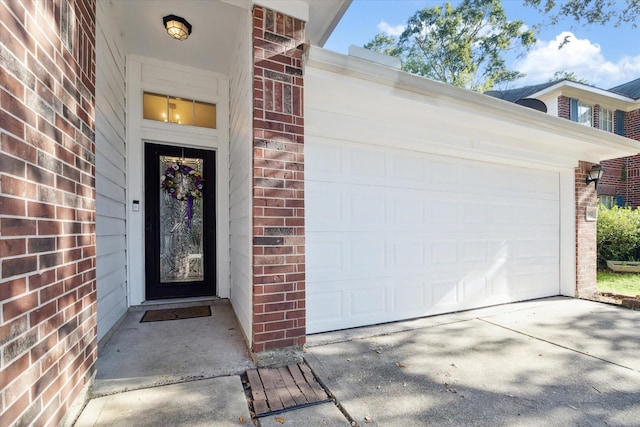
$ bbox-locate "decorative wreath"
[161,163,203,201]
[161,163,204,228]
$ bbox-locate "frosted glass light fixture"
[586,164,605,188]
[163,15,192,41]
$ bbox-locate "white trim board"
[126,56,231,305]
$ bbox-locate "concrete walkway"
[74,297,640,426]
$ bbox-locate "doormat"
[140,305,211,322]
[245,362,331,418]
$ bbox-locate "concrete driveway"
[305,297,640,427]
[75,297,640,426]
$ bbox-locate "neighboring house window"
[569,98,593,127]
[599,195,614,208]
[599,195,625,208]
[577,102,593,127]
[600,108,614,132]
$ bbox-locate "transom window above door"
[143,92,216,129]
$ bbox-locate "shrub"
[597,205,640,267]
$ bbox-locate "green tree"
[549,71,590,84]
[524,0,640,27]
[363,33,403,58]
[365,0,536,92]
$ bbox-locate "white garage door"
[306,140,560,333]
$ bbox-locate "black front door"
[144,143,216,299]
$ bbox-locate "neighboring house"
[1,1,639,426]
[487,78,640,207]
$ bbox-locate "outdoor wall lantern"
[163,15,192,41]
[586,164,605,188]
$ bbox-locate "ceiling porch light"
[163,14,192,41]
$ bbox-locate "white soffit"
[112,0,245,74]
[111,0,351,75]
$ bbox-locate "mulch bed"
[593,292,640,309]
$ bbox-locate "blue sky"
[324,0,640,88]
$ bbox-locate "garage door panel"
[431,201,459,224]
[392,196,425,224]
[462,273,488,297]
[306,181,343,228]
[351,240,387,269]
[394,279,430,312]
[307,238,343,276]
[462,241,488,262]
[462,202,488,224]
[308,290,344,328]
[307,140,560,333]
[393,241,427,267]
[350,192,386,225]
[391,154,425,181]
[349,148,386,178]
[488,204,515,224]
[431,280,461,308]
[349,283,388,316]
[431,241,458,264]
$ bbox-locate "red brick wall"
[556,96,640,208]
[598,157,627,199]
[593,104,600,128]
[624,109,640,141]
[251,6,306,355]
[626,154,640,207]
[0,0,97,425]
[558,96,570,120]
[575,161,598,298]
[621,110,640,207]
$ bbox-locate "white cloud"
[514,31,640,88]
[378,21,405,37]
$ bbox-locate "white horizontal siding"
[95,0,128,341]
[228,9,253,342]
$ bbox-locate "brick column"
[558,96,570,120]
[575,161,598,298]
[0,0,97,425]
[251,6,306,365]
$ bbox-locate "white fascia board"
[253,0,309,21]
[306,46,640,163]
[348,45,401,69]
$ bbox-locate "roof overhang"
[305,47,640,167]
[250,0,351,46]
[528,81,639,111]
